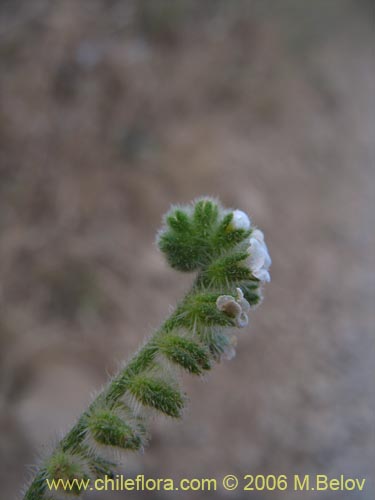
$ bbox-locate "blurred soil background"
[0,1,374,498]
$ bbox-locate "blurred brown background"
[0,1,374,499]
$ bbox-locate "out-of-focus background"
[0,1,374,498]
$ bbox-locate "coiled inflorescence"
[23,197,271,499]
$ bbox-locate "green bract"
[23,197,270,499]
[157,198,251,271]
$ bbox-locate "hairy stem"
[23,198,271,499]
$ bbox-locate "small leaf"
[193,198,219,230]
[88,408,142,450]
[201,252,253,287]
[159,335,211,374]
[158,231,202,271]
[188,293,235,327]
[241,282,262,306]
[46,450,90,495]
[128,376,184,418]
[201,331,232,361]
[166,209,190,232]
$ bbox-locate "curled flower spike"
[231,209,251,231]
[23,198,270,500]
[247,229,271,282]
[216,287,250,328]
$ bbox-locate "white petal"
[235,312,249,328]
[248,238,266,271]
[222,336,237,360]
[251,229,264,242]
[239,297,250,313]
[231,210,251,231]
[263,245,272,269]
[251,229,271,268]
[235,288,250,313]
[253,269,271,282]
[222,345,236,360]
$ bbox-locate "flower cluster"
[231,209,271,283]
[214,207,271,360]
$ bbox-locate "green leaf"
[192,198,219,231]
[87,408,142,450]
[159,335,211,374]
[166,209,190,232]
[128,376,184,418]
[174,293,235,330]
[241,281,262,306]
[201,252,253,287]
[45,450,90,495]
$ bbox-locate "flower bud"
[231,209,251,231]
[216,287,250,328]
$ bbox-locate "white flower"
[216,287,250,328]
[222,336,238,361]
[231,209,251,231]
[247,229,271,282]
